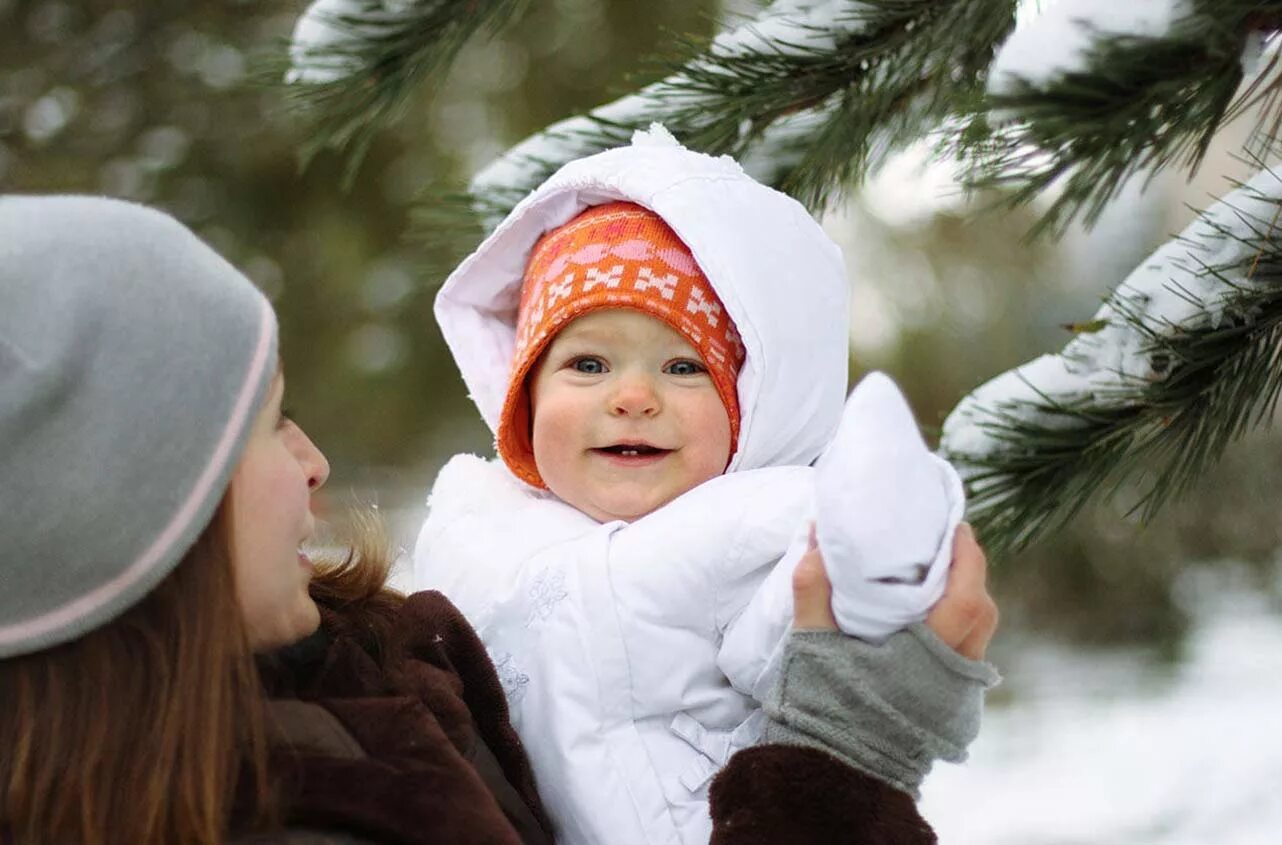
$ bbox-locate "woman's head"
[0,195,281,658]
[0,195,340,840]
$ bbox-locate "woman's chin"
[251,597,322,652]
[295,597,322,640]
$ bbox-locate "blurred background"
[4,0,1281,840]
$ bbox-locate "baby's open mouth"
[595,443,671,458]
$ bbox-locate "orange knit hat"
[497,201,745,488]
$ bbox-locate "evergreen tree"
[283,0,1282,555]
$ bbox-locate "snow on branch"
[969,0,1281,234]
[465,0,872,227]
[941,166,1282,554]
[282,0,527,181]
[987,0,1195,97]
[466,0,1017,230]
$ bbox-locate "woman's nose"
[288,424,331,491]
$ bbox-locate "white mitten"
[815,372,965,643]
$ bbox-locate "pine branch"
[966,0,1282,235]
[279,0,527,184]
[456,0,1017,234]
[941,168,1282,556]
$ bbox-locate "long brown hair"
[0,504,273,845]
[0,503,402,844]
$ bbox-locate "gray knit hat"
[0,195,278,658]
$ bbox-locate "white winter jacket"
[414,128,850,844]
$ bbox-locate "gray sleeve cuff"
[762,624,1000,798]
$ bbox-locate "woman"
[0,195,997,844]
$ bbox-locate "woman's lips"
[298,550,315,572]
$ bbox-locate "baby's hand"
[792,523,998,660]
[813,372,965,641]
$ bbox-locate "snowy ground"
[920,583,1282,845]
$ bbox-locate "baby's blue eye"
[666,359,706,376]
[571,357,606,374]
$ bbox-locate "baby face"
[529,309,732,523]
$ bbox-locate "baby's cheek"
[531,430,577,497]
[695,406,733,473]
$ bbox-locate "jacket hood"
[435,125,850,473]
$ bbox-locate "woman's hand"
[924,524,998,660]
[792,523,999,660]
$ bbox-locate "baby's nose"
[610,376,660,417]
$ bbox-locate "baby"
[413,127,967,844]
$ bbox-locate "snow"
[629,122,681,148]
[467,96,644,212]
[711,0,869,57]
[858,139,967,226]
[286,0,410,85]
[988,0,1194,96]
[941,167,1282,464]
[737,102,838,188]
[921,584,1282,844]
